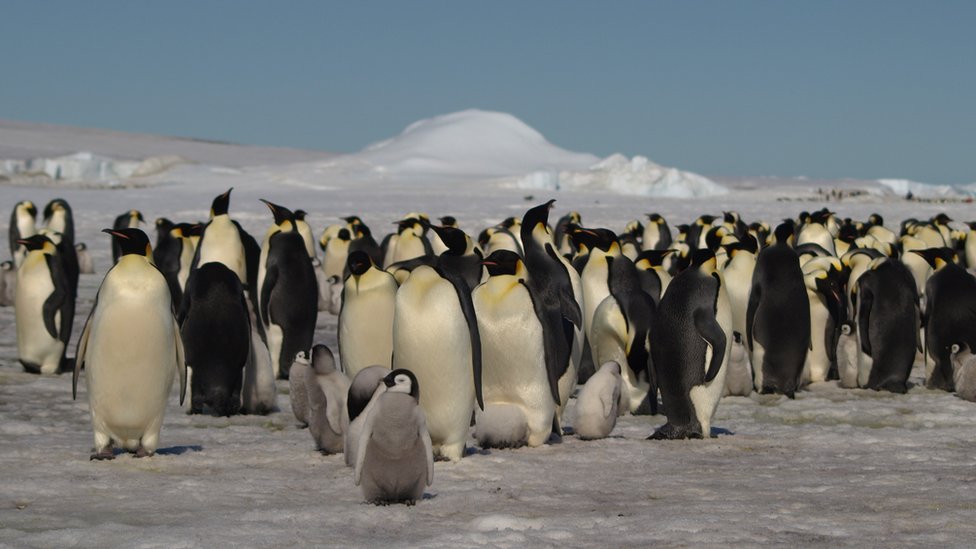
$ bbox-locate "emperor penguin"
[338,251,397,378]
[619,220,644,260]
[385,217,432,268]
[348,221,384,268]
[649,249,732,439]
[111,210,145,263]
[192,189,247,284]
[642,213,672,251]
[289,351,312,427]
[853,258,919,393]
[633,249,673,305]
[179,262,250,416]
[42,199,79,298]
[0,260,16,306]
[554,210,581,256]
[292,209,317,259]
[9,200,37,268]
[344,365,390,467]
[963,222,976,270]
[747,223,810,398]
[355,369,434,505]
[797,216,837,256]
[15,234,74,374]
[573,361,622,440]
[950,343,976,402]
[153,219,196,309]
[427,215,457,256]
[240,292,277,415]
[719,241,758,396]
[520,201,584,425]
[392,259,482,462]
[73,228,186,459]
[305,344,350,454]
[259,203,318,379]
[801,257,846,385]
[322,228,352,281]
[913,248,976,391]
[75,243,95,274]
[575,228,622,357]
[473,250,559,449]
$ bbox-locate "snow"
[875,178,973,199]
[2,118,976,547]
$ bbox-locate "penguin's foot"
[134,446,153,458]
[404,499,416,506]
[647,423,703,440]
[90,448,115,461]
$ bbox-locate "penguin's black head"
[624,220,644,237]
[838,223,859,243]
[182,223,204,238]
[336,228,351,242]
[103,228,152,257]
[704,226,729,252]
[439,215,457,227]
[347,250,373,276]
[690,248,717,270]
[675,224,690,237]
[477,228,492,248]
[810,208,832,225]
[723,211,738,224]
[482,249,522,277]
[967,222,976,231]
[260,199,295,228]
[571,228,618,253]
[697,214,717,226]
[42,199,70,222]
[17,234,55,252]
[383,368,420,400]
[132,210,145,222]
[355,224,373,239]
[343,215,363,226]
[868,213,884,227]
[156,217,174,233]
[396,218,422,235]
[210,188,233,217]
[635,249,673,268]
[522,200,555,233]
[910,247,956,270]
[499,217,519,229]
[773,222,795,245]
[647,213,666,225]
[431,225,468,256]
[932,213,953,226]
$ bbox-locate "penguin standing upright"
[9,200,37,268]
[75,243,94,274]
[650,249,732,439]
[339,251,397,378]
[747,223,810,398]
[259,202,318,379]
[289,351,313,426]
[293,210,317,259]
[0,260,16,306]
[73,228,186,459]
[633,249,673,306]
[801,258,846,385]
[642,213,672,251]
[179,262,250,416]
[111,210,144,263]
[42,199,79,299]
[154,220,196,310]
[305,345,350,454]
[192,189,247,284]
[14,235,74,374]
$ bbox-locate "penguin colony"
[5,195,976,505]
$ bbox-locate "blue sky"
[1,1,973,183]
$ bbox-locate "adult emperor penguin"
[747,223,810,398]
[154,219,196,309]
[853,258,919,393]
[344,365,390,467]
[179,262,250,415]
[73,228,186,459]
[355,369,433,505]
[573,361,622,440]
[305,344,350,454]
[913,248,976,391]
[801,258,846,385]
[554,210,581,256]
[193,188,247,284]
[520,201,584,424]
[473,250,559,449]
[292,210,317,259]
[633,249,673,305]
[259,204,318,379]
[9,200,37,268]
[642,213,672,251]
[322,228,352,281]
[15,234,74,374]
[111,210,145,263]
[385,217,432,268]
[339,251,397,378]
[649,249,732,439]
[392,258,482,461]
[42,198,79,298]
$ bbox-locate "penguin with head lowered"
[649,249,732,439]
[74,228,187,459]
[9,200,37,268]
[14,234,74,374]
[747,223,810,398]
[178,261,250,416]
[339,251,397,379]
[258,201,318,379]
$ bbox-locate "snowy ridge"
[875,178,974,199]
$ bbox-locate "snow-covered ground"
[1,115,976,548]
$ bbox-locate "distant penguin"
[642,213,672,251]
[241,296,277,415]
[0,260,17,306]
[339,251,397,378]
[73,228,187,459]
[344,365,390,467]
[355,369,433,506]
[649,249,732,439]
[836,322,859,388]
[393,262,482,462]
[306,344,350,454]
[9,200,37,268]
[573,361,622,440]
[75,243,95,274]
[853,258,919,393]
[950,343,976,402]
[473,250,559,449]
[258,202,318,379]
[193,189,247,284]
[42,199,79,299]
[111,210,145,263]
[15,234,74,374]
[913,248,976,391]
[747,223,810,398]
[179,262,250,416]
[289,351,312,427]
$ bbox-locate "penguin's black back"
[857,260,918,393]
[262,230,318,379]
[925,263,976,391]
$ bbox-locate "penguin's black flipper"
[441,268,483,410]
[545,244,581,329]
[694,308,727,383]
[42,254,68,341]
[522,281,563,405]
[260,263,279,328]
[857,285,874,357]
[745,279,762,350]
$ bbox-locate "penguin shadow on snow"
[92,445,204,460]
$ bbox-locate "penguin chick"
[836,322,859,389]
[344,365,390,467]
[306,344,349,454]
[0,260,16,306]
[574,361,622,440]
[951,343,976,402]
[723,334,754,397]
[76,242,95,274]
[289,351,312,427]
[355,369,433,505]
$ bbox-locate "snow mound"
[514,154,727,198]
[875,178,973,199]
[350,109,599,181]
[0,151,182,185]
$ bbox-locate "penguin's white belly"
[86,288,176,448]
[340,288,395,378]
[474,282,552,447]
[392,235,426,265]
[856,330,874,388]
[323,245,348,280]
[177,240,195,291]
[590,297,646,414]
[574,369,620,439]
[242,298,276,414]
[198,219,246,283]
[954,355,976,402]
[804,293,831,384]
[266,323,284,378]
[690,289,733,436]
[15,263,63,372]
[393,268,473,461]
[581,261,610,344]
